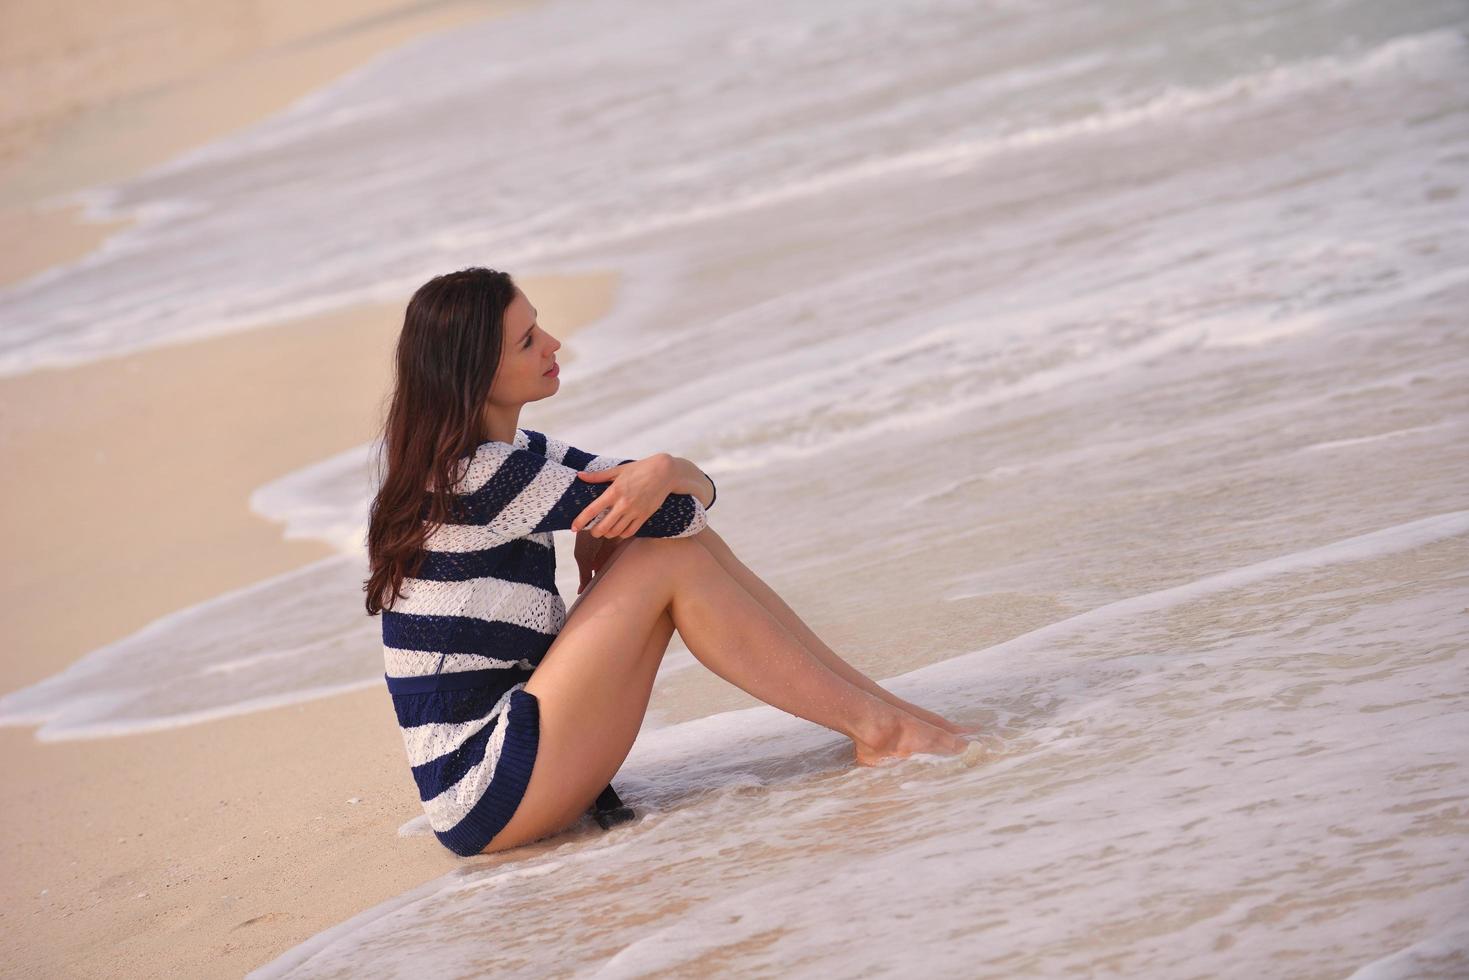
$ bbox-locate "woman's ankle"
[848,698,907,750]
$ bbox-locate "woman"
[364,267,975,857]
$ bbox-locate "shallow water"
[2,0,1466,974]
[257,515,1469,978]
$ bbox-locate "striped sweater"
[381,427,713,855]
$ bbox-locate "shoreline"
[2,2,614,973]
[0,0,541,285]
[0,268,619,976]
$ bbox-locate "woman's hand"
[573,530,622,594]
[570,454,676,539]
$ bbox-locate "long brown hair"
[364,266,518,615]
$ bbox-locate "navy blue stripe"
[423,438,697,537]
[410,713,501,800]
[436,688,541,856]
[454,447,624,530]
[410,448,545,525]
[629,493,703,537]
[560,443,592,469]
[387,673,526,728]
[456,445,690,535]
[384,668,511,695]
[526,475,700,537]
[412,537,554,585]
[458,448,552,523]
[421,432,629,517]
[382,609,556,661]
[420,433,540,517]
[529,477,618,533]
[520,427,634,471]
[391,691,504,730]
[560,445,636,471]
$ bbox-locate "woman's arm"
[448,442,707,541]
[667,456,716,510]
[523,429,716,510]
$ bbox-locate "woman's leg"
[689,526,979,736]
[495,534,965,852]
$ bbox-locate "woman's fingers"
[620,512,648,538]
[594,509,626,538]
[575,500,614,533]
[591,505,646,539]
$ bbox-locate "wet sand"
[0,1,627,973]
[0,270,619,976]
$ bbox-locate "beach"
[3,0,1467,975]
[0,0,614,973]
[0,262,618,974]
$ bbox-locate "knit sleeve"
[459,439,707,542]
[533,431,636,474]
[532,429,717,512]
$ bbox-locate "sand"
[0,1,624,975]
[0,281,620,976]
[0,275,619,976]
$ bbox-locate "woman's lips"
[544,362,559,377]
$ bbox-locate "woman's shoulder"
[463,428,549,459]
[451,429,562,494]
[457,429,530,468]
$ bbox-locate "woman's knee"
[600,533,708,580]
[687,524,725,553]
[624,532,706,553]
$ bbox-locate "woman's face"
[491,288,562,404]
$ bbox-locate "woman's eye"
[523,327,536,349]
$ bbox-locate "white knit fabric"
[380,427,712,852]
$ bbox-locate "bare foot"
[935,717,984,737]
[911,711,983,737]
[853,714,969,766]
[889,700,983,737]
